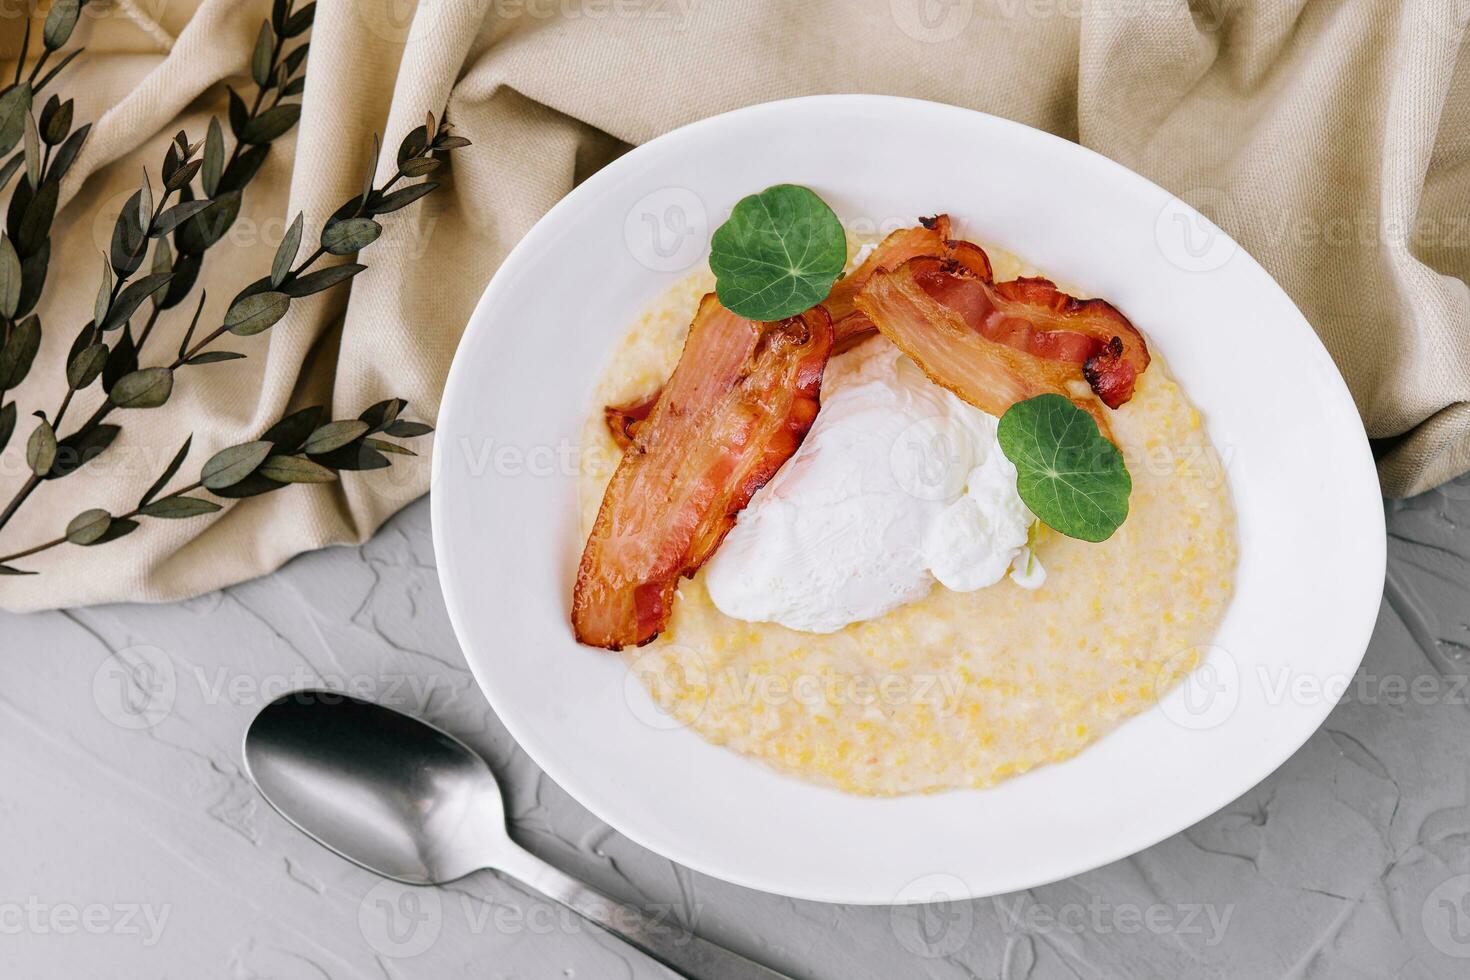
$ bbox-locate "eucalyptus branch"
[0,397,432,573]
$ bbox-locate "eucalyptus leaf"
[240,104,301,145]
[0,401,14,454]
[363,437,415,457]
[310,441,390,471]
[435,135,472,150]
[139,495,221,519]
[262,407,325,453]
[0,314,41,389]
[110,189,147,276]
[284,2,315,36]
[359,398,406,432]
[219,145,269,195]
[284,43,310,76]
[91,518,139,545]
[302,419,367,455]
[396,124,427,166]
[102,325,138,393]
[0,563,36,575]
[139,435,191,507]
[65,508,112,545]
[174,190,241,254]
[157,251,201,310]
[201,117,223,197]
[201,440,272,490]
[251,20,274,88]
[48,123,89,184]
[708,184,847,321]
[94,255,112,325]
[101,272,173,331]
[398,157,439,178]
[258,454,336,484]
[163,158,203,194]
[208,472,286,499]
[14,238,48,318]
[382,419,433,438]
[320,217,380,255]
[186,350,245,365]
[39,97,71,145]
[47,424,121,480]
[42,0,80,50]
[281,77,305,98]
[370,182,437,215]
[66,342,107,390]
[137,172,154,233]
[21,110,39,189]
[227,87,249,140]
[279,263,364,297]
[150,199,213,237]
[109,367,174,409]
[0,84,31,158]
[0,233,19,318]
[996,394,1131,542]
[272,212,303,287]
[224,290,289,336]
[15,179,57,256]
[26,418,55,475]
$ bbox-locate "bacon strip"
[575,296,832,650]
[855,255,1116,439]
[823,215,955,353]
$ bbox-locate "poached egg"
[704,336,1043,633]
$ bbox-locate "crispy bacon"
[855,255,1116,438]
[575,296,833,650]
[603,391,658,451]
[823,215,956,353]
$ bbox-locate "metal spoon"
[243,690,792,980]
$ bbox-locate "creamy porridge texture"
[579,239,1238,796]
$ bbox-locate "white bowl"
[432,96,1385,905]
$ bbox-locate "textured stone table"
[2,485,1467,980]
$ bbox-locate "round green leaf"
[224,290,289,336]
[996,394,1131,542]
[26,418,56,476]
[110,367,174,408]
[65,508,112,545]
[201,440,272,490]
[66,342,108,390]
[320,217,381,255]
[708,184,847,321]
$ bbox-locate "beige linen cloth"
[0,0,1466,611]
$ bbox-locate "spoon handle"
[493,845,795,980]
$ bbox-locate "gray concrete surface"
[1,484,1467,980]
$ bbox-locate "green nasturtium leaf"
[708,184,846,321]
[996,394,1131,543]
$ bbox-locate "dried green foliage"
[0,2,466,572]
